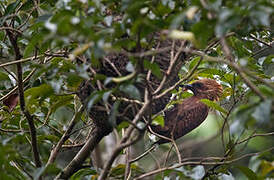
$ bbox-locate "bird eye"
[193,82,203,88]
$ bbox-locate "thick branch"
[55,126,108,179]
[4,22,42,168]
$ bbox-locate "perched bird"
[150,78,223,144]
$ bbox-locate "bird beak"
[180,84,193,91]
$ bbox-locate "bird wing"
[148,105,178,143]
[172,97,209,139]
[151,97,209,144]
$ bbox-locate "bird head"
[181,79,223,101]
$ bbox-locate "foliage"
[0,0,273,179]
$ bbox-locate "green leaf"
[215,9,241,37]
[87,93,101,110]
[103,91,112,103]
[110,164,143,178]
[143,60,162,79]
[23,32,46,57]
[200,99,228,114]
[108,101,120,127]
[20,0,33,11]
[4,0,20,15]
[252,100,272,124]
[120,84,141,101]
[33,166,46,180]
[23,43,35,58]
[200,68,225,77]
[192,21,214,48]
[229,103,255,136]
[178,87,193,97]
[126,61,135,72]
[236,165,258,180]
[189,56,202,70]
[0,71,9,81]
[112,71,136,83]
[37,134,59,143]
[36,14,52,23]
[104,77,113,85]
[41,164,60,177]
[262,55,274,76]
[50,95,74,114]
[53,106,74,124]
[70,168,97,180]
[117,121,129,132]
[67,74,83,88]
[25,84,54,100]
[168,30,199,47]
[152,115,165,127]
[24,84,54,112]
[222,73,240,85]
[176,165,205,179]
[260,160,274,176]
[110,164,126,177]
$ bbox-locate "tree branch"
[4,22,42,168]
[134,147,274,180]
[55,126,106,179]
[45,105,84,166]
[181,48,267,100]
[0,55,43,68]
[98,90,151,180]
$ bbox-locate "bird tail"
[148,124,171,144]
[149,124,169,136]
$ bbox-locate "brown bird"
[150,78,223,144]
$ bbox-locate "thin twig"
[146,42,161,82]
[250,34,272,47]
[111,95,144,105]
[45,105,84,166]
[236,132,274,145]
[153,41,185,95]
[153,56,202,99]
[129,145,156,163]
[10,161,33,179]
[1,66,18,82]
[0,68,36,101]
[0,128,22,133]
[98,90,151,180]
[0,55,43,68]
[121,46,171,58]
[124,147,131,180]
[0,27,22,34]
[180,48,267,100]
[220,36,234,62]
[164,144,174,167]
[243,68,274,90]
[134,147,274,180]
[171,139,182,163]
[62,143,85,148]
[104,57,122,76]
